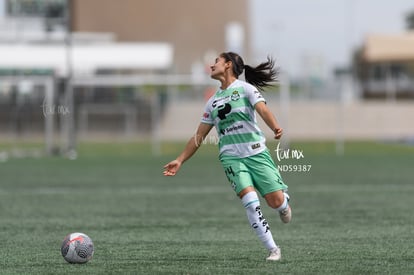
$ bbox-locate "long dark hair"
[220,52,278,91]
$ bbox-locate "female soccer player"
[163,52,291,261]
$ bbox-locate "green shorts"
[220,150,288,197]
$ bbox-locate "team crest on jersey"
[231,90,240,101]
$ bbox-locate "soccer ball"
[61,232,94,264]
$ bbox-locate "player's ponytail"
[221,52,278,91]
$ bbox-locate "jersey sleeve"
[200,99,214,125]
[245,83,266,107]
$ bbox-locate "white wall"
[161,99,414,141]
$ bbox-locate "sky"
[250,0,414,78]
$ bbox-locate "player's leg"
[238,186,278,252]
[247,150,292,223]
[264,190,291,224]
[221,158,281,260]
[239,187,282,261]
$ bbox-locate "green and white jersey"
[201,79,267,158]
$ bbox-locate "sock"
[275,193,289,212]
[241,191,277,251]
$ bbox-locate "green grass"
[0,141,413,274]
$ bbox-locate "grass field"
[0,141,413,274]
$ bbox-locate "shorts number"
[225,166,235,182]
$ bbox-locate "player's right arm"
[163,122,213,176]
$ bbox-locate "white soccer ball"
[61,232,94,264]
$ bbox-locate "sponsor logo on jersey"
[212,96,230,107]
[251,143,261,150]
[219,124,243,136]
[254,90,263,99]
[225,124,243,133]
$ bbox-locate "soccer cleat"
[266,247,281,261]
[279,192,291,223]
[279,205,292,223]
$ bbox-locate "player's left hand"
[274,127,283,139]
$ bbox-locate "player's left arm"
[255,101,283,140]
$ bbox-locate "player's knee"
[267,199,283,209]
[265,191,286,209]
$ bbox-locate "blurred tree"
[406,10,414,30]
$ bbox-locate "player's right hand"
[163,160,182,176]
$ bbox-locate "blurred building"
[70,0,251,73]
[0,0,251,145]
[0,0,66,42]
[0,0,250,75]
[355,32,414,99]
